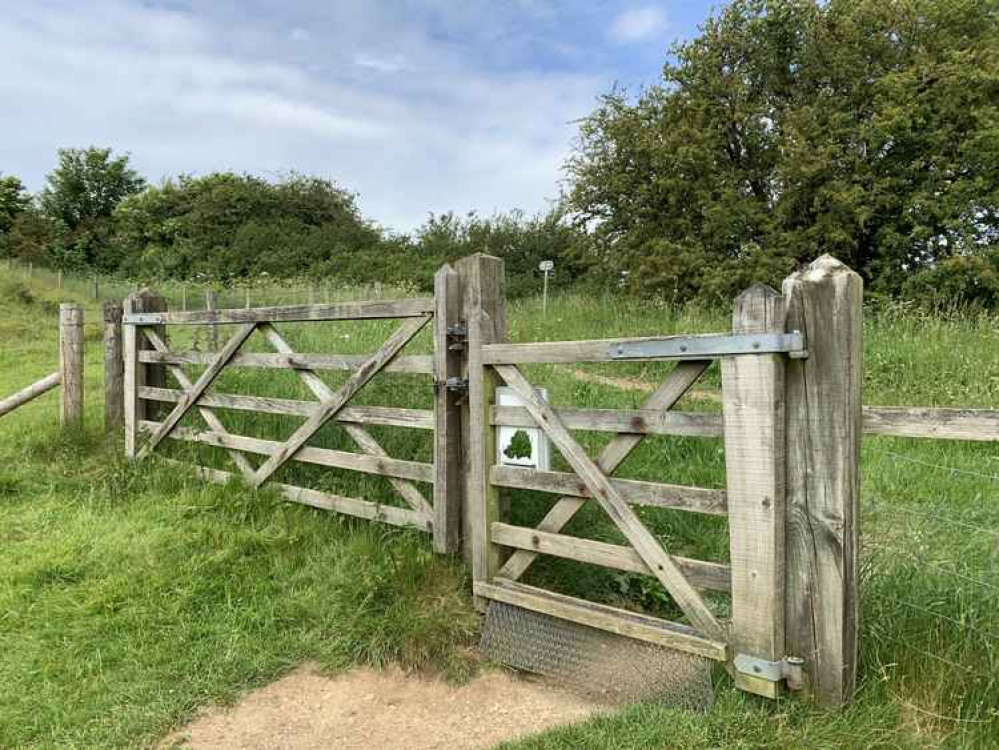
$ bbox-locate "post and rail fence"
[2,252,996,709]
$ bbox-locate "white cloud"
[609,6,667,43]
[0,0,606,231]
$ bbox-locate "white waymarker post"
[539,259,554,315]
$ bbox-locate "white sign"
[539,260,554,272]
[496,386,551,470]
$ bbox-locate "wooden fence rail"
[101,254,998,711]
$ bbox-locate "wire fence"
[1,259,412,312]
[863,445,998,733]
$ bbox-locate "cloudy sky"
[1,1,718,231]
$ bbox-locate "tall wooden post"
[456,254,505,599]
[721,285,787,699]
[433,263,464,554]
[59,304,84,426]
[123,289,167,457]
[103,301,124,430]
[205,288,219,351]
[783,255,863,706]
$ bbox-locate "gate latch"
[734,654,806,691]
[447,322,468,351]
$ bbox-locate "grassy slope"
[0,274,997,748]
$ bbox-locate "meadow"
[0,268,996,748]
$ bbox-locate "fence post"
[433,264,464,554]
[783,255,863,706]
[456,254,505,597]
[721,285,787,699]
[123,289,167,457]
[59,303,84,426]
[205,288,219,350]
[103,300,124,430]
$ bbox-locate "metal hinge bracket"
[733,654,806,691]
[444,377,468,394]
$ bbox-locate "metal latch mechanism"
[444,376,468,394]
[734,654,806,691]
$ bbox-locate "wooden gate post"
[59,303,85,427]
[783,255,863,706]
[722,285,787,698]
[103,300,124,430]
[205,288,219,351]
[123,289,167,457]
[433,263,464,554]
[456,254,505,597]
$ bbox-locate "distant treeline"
[2,0,998,307]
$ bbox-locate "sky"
[1,1,719,232]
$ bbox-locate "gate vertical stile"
[123,289,166,458]
[433,263,464,554]
[721,285,788,698]
[457,253,506,606]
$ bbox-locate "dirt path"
[565,367,721,401]
[161,664,604,750]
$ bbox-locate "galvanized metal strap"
[607,331,807,361]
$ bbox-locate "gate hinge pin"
[733,654,806,691]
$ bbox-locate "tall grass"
[0,272,997,747]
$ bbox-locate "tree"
[0,174,31,236]
[113,173,382,281]
[566,0,999,301]
[40,148,145,230]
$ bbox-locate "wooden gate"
[467,274,809,698]
[121,265,464,554]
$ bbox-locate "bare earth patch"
[161,664,604,750]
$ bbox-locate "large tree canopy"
[566,0,999,301]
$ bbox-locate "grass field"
[0,270,996,748]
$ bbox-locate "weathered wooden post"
[123,289,167,457]
[205,288,219,351]
[433,263,464,554]
[59,303,84,426]
[783,255,863,706]
[103,300,124,429]
[456,253,506,600]
[721,285,787,699]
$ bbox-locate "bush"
[901,252,999,309]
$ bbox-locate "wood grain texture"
[142,421,436,483]
[103,301,124,429]
[0,371,61,418]
[137,387,434,428]
[59,304,84,426]
[124,290,167,457]
[433,264,464,553]
[862,407,999,441]
[783,255,863,706]
[250,315,431,487]
[123,297,435,325]
[491,405,723,436]
[474,579,727,661]
[721,284,787,699]
[457,254,506,602]
[499,361,712,582]
[491,522,731,592]
[137,350,433,375]
[494,363,725,642]
[490,465,727,515]
[164,459,432,533]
